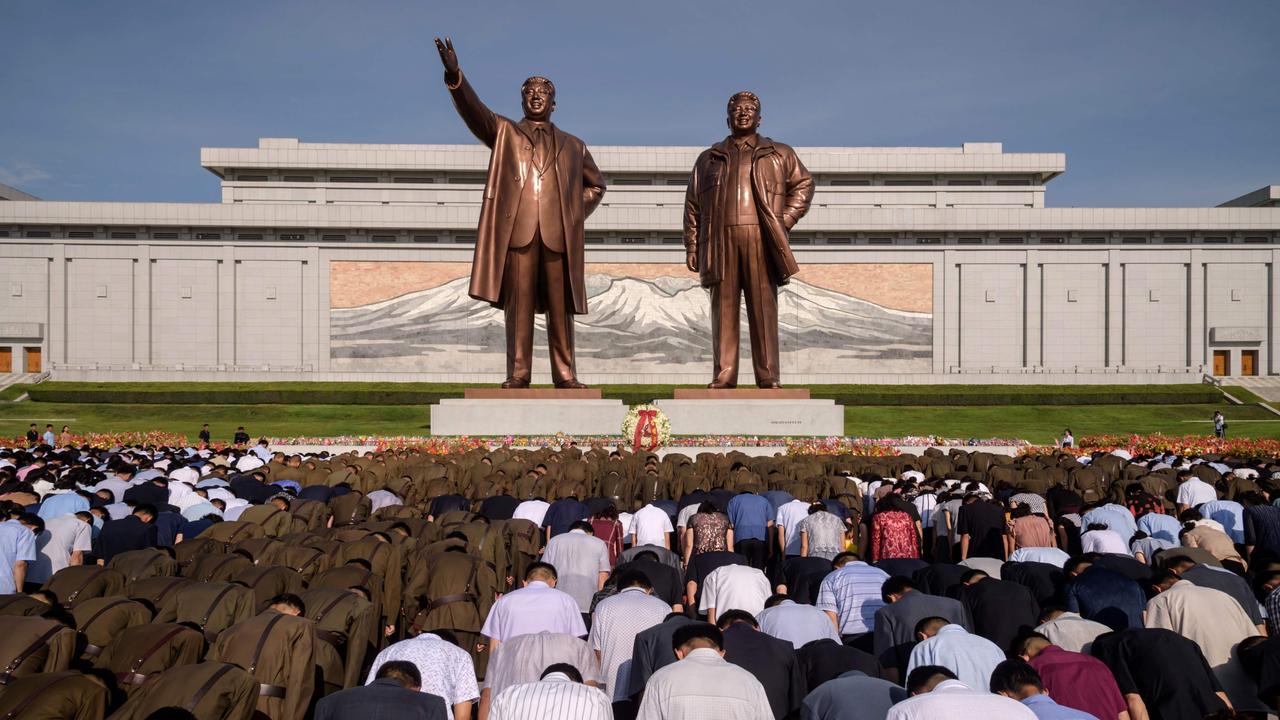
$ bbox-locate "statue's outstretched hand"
[435,36,459,76]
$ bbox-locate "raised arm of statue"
[434,36,499,148]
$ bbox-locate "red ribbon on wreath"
[632,409,661,451]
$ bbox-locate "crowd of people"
[2,438,1280,719]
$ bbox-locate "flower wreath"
[621,404,672,451]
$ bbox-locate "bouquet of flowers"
[621,404,672,451]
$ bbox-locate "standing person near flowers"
[684,502,732,567]
[58,426,73,447]
[1213,411,1227,439]
[1059,429,1074,449]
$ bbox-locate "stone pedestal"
[656,390,843,437]
[430,390,625,436]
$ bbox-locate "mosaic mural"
[330,262,933,376]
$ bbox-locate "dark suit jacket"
[628,615,693,699]
[97,516,158,564]
[958,578,1041,653]
[723,624,807,720]
[315,678,447,720]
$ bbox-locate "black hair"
[671,622,723,653]
[267,593,306,615]
[18,513,44,535]
[905,665,957,695]
[541,663,583,683]
[913,616,951,637]
[376,660,422,688]
[880,576,916,603]
[989,658,1044,695]
[615,569,653,591]
[525,561,558,582]
[715,609,758,629]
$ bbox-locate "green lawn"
[844,404,1279,444]
[0,403,431,441]
[0,399,1272,444]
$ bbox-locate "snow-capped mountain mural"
[329,262,933,379]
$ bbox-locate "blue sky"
[2,1,1277,207]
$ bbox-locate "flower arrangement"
[621,404,672,451]
[6,431,1030,455]
[1020,433,1280,460]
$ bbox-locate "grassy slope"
[1,400,1272,444]
[843,403,1276,444]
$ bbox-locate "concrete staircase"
[0,372,47,400]
[1223,377,1280,402]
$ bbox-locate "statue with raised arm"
[434,37,605,389]
[683,92,814,388]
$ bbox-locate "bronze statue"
[683,92,814,388]
[434,37,605,389]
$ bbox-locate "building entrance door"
[1213,350,1230,376]
[1242,350,1258,377]
[23,347,41,373]
[0,348,11,373]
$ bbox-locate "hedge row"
[25,382,1224,407]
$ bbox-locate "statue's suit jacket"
[683,136,814,288]
[446,70,606,314]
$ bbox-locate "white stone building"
[0,138,1277,384]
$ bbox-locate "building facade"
[1,137,1277,384]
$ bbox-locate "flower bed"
[1039,433,1280,459]
[6,432,1031,455]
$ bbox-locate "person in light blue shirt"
[757,595,842,649]
[1080,504,1136,545]
[728,491,776,569]
[990,659,1099,720]
[1198,499,1245,544]
[906,619,1005,693]
[37,490,90,521]
[0,514,38,594]
[41,425,55,446]
[1137,512,1182,543]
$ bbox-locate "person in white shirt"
[489,664,611,720]
[887,666,1036,720]
[513,499,551,527]
[28,511,93,585]
[637,623,772,720]
[698,564,771,623]
[775,499,811,557]
[542,521,611,613]
[365,629,480,720]
[481,563,587,654]
[1080,524,1130,555]
[631,503,674,549]
[590,571,671,700]
[1176,472,1218,513]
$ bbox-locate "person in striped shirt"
[488,663,610,720]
